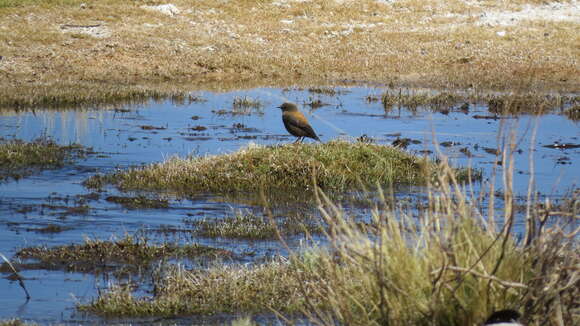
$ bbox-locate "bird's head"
[278,102,298,112]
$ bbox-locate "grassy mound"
[85,141,444,196]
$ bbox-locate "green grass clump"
[13,235,231,273]
[0,139,85,180]
[84,141,435,196]
[80,192,578,324]
[186,212,322,240]
[79,154,578,324]
[80,257,311,316]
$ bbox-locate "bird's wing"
[283,112,319,140]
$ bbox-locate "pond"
[0,87,578,324]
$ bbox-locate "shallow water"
[0,87,578,324]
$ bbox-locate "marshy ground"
[0,87,578,325]
[0,0,579,325]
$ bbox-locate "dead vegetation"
[0,0,578,108]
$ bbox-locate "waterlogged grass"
[379,90,579,115]
[81,257,310,316]
[232,96,263,110]
[84,141,446,197]
[80,201,578,324]
[564,105,580,121]
[105,195,169,209]
[186,212,322,240]
[79,152,578,324]
[381,90,462,111]
[0,139,85,180]
[211,96,264,116]
[486,93,577,115]
[11,235,231,273]
[0,84,203,110]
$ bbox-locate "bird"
[484,309,523,326]
[277,102,321,143]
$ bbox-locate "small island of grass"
[85,141,472,197]
[0,139,86,181]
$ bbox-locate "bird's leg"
[293,137,301,144]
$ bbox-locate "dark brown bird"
[278,102,320,143]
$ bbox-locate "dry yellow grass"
[0,0,578,107]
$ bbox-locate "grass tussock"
[81,257,308,316]
[186,212,322,240]
[84,141,439,196]
[0,0,578,107]
[10,234,231,273]
[80,188,579,324]
[0,139,85,180]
